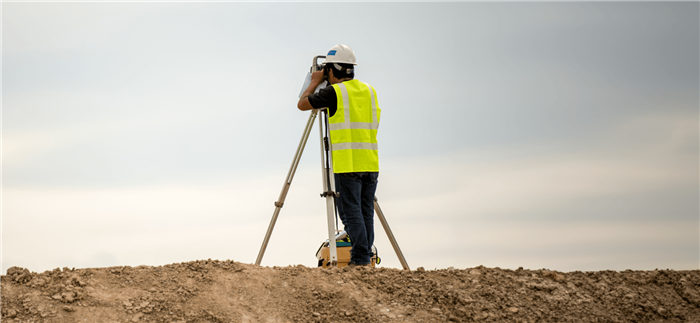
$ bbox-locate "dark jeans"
[334,172,379,265]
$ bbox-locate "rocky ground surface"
[2,260,699,323]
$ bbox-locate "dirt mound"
[2,260,699,323]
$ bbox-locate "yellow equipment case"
[315,235,380,268]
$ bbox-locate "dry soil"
[2,260,699,323]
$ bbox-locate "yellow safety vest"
[329,79,380,173]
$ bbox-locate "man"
[297,44,381,267]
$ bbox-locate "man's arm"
[297,70,325,111]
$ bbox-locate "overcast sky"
[3,1,698,274]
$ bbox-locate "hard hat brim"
[321,61,357,65]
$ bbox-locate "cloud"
[382,109,697,216]
[3,2,162,53]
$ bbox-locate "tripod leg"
[319,111,338,266]
[374,196,410,270]
[255,110,318,266]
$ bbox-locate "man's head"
[324,63,354,83]
[323,44,357,84]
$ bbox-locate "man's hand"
[298,70,326,111]
[309,70,325,86]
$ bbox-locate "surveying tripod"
[255,55,409,269]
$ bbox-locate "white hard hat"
[323,44,357,65]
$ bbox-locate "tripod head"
[299,55,329,98]
[311,55,326,73]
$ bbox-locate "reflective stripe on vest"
[329,79,380,173]
[331,142,379,151]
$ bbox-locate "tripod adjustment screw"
[320,191,339,198]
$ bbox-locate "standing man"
[297,44,381,267]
